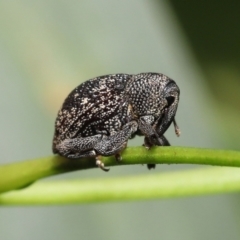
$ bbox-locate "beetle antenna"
[173,118,181,137]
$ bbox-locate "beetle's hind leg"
[68,151,110,172]
[55,134,103,158]
[67,151,109,172]
[69,151,110,172]
[96,155,110,172]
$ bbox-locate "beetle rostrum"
[52,72,180,171]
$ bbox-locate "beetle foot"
[143,137,153,150]
[143,138,156,169]
[142,143,151,150]
[173,118,181,137]
[147,164,156,170]
[96,157,109,172]
[115,153,122,162]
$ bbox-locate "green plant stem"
[1,167,240,205]
[1,146,240,194]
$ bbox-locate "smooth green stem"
[1,167,240,205]
[1,146,240,194]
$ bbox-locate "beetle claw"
[115,153,122,162]
[96,157,109,172]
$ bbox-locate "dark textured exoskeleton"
[53,72,180,171]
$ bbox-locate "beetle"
[52,72,180,171]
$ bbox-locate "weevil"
[52,72,180,171]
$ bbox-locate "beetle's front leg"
[143,134,170,149]
[138,116,155,136]
[139,116,171,169]
[139,115,173,147]
[138,116,161,145]
[143,135,170,170]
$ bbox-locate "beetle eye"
[166,96,175,107]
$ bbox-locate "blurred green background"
[0,1,240,240]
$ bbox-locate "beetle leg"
[138,116,155,140]
[96,156,109,172]
[55,134,102,158]
[115,153,122,162]
[154,134,171,146]
[147,164,156,170]
[143,136,152,150]
[139,116,164,146]
[114,140,129,162]
[144,135,170,170]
